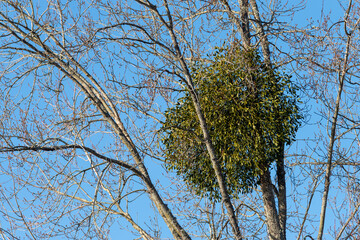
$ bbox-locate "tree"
[0,0,360,239]
[284,1,360,238]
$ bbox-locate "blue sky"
[109,1,350,239]
[0,0,356,239]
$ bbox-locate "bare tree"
[284,0,360,239]
[1,0,360,239]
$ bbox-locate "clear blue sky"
[0,0,351,239]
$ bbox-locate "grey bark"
[260,169,284,240]
[249,0,271,63]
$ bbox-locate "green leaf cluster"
[161,46,302,200]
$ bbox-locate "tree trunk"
[277,146,287,239]
[260,168,284,240]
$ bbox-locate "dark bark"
[277,145,287,240]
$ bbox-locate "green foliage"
[161,46,302,200]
